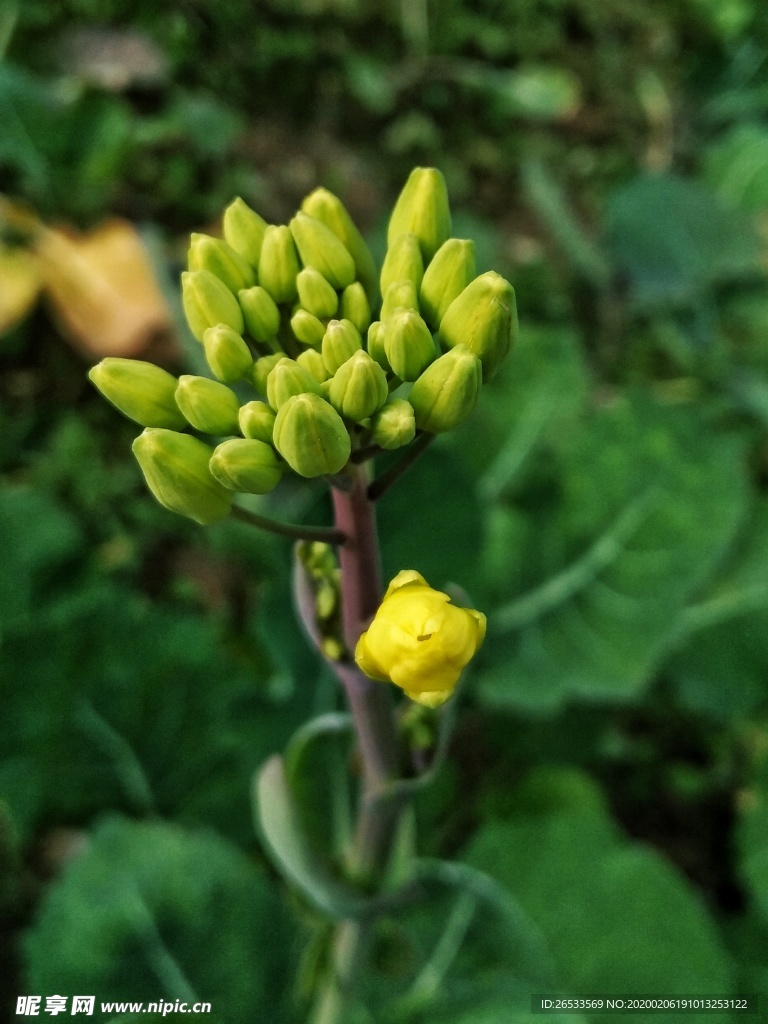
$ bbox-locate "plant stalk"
[310,465,404,1022]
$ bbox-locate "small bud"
[288,309,324,350]
[188,233,256,293]
[409,345,481,433]
[259,225,300,304]
[328,351,389,423]
[387,167,451,262]
[380,233,424,297]
[438,271,517,381]
[301,187,378,304]
[182,270,244,342]
[175,375,241,435]
[419,238,476,330]
[239,400,277,443]
[296,266,339,319]
[370,398,416,450]
[209,438,283,494]
[202,325,253,383]
[340,282,371,335]
[273,393,351,478]
[383,308,436,382]
[222,197,268,268]
[289,212,356,290]
[252,353,283,396]
[366,321,390,371]
[297,348,330,383]
[266,357,324,409]
[132,428,233,525]
[89,358,186,430]
[239,286,281,344]
[322,318,363,375]
[380,280,419,321]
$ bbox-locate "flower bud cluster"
[89,168,517,524]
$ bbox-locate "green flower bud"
[132,428,233,525]
[366,321,390,371]
[296,266,339,319]
[253,353,283,396]
[273,393,351,478]
[380,233,424,298]
[371,398,416,450]
[383,308,436,382]
[239,286,281,345]
[301,187,378,305]
[387,167,451,262]
[419,238,476,330]
[297,348,330,383]
[380,279,419,321]
[202,324,253,383]
[438,271,517,381]
[340,281,371,335]
[182,270,244,342]
[209,438,282,494]
[259,225,300,304]
[289,212,356,290]
[175,375,241,435]
[188,233,256,293]
[89,358,186,430]
[322,318,362,375]
[409,344,481,433]
[290,308,326,350]
[266,357,324,409]
[328,350,388,423]
[239,400,277,443]
[222,197,268,268]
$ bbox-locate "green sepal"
[209,438,283,494]
[239,286,281,345]
[132,428,233,525]
[438,271,517,381]
[89,358,186,430]
[181,270,244,342]
[300,187,379,305]
[322,318,363,375]
[273,393,351,477]
[259,225,301,304]
[387,166,452,262]
[175,375,241,435]
[328,350,389,423]
[409,344,482,433]
[188,233,256,293]
[202,324,253,383]
[380,232,424,297]
[419,237,476,330]
[222,196,268,268]
[290,212,356,290]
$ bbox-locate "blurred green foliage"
[4,0,768,1020]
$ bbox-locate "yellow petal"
[383,569,429,599]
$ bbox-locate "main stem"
[311,465,403,1023]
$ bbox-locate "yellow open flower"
[355,571,486,708]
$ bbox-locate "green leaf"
[465,774,732,1011]
[284,713,355,862]
[0,582,302,844]
[25,816,296,1023]
[605,173,761,309]
[478,397,747,712]
[706,124,768,212]
[667,500,768,717]
[254,755,375,919]
[738,753,768,920]
[0,485,82,632]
